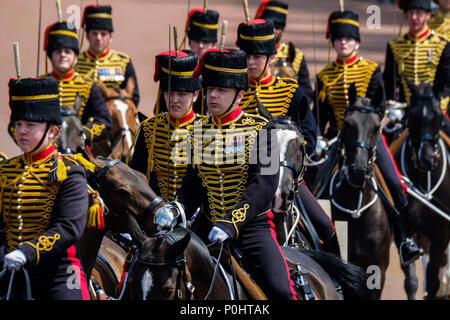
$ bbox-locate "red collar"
[51,69,75,81]
[169,108,195,126]
[408,27,430,41]
[87,48,111,60]
[336,54,358,66]
[24,144,56,163]
[249,74,275,87]
[212,107,243,125]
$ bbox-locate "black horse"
[395,79,450,300]
[123,226,373,300]
[329,95,392,299]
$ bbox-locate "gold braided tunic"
[316,54,381,131]
[179,107,275,239]
[384,27,450,112]
[129,110,198,202]
[0,145,91,265]
[428,10,450,40]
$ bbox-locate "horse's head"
[89,157,165,233]
[97,79,138,160]
[127,228,193,300]
[272,117,306,213]
[58,94,84,155]
[340,86,382,189]
[405,77,443,171]
[270,42,298,80]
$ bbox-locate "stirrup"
[399,239,423,267]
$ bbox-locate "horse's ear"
[403,74,418,98]
[168,229,191,258]
[348,83,357,107]
[124,77,135,99]
[288,42,296,64]
[74,93,83,115]
[257,99,272,120]
[97,80,108,99]
[138,111,148,123]
[371,84,384,109]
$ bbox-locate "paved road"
[0,0,439,300]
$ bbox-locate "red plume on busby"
[43,24,52,52]
[398,0,404,9]
[325,11,337,39]
[254,0,272,19]
[81,4,98,28]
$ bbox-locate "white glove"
[208,226,230,243]
[154,204,180,230]
[3,249,27,271]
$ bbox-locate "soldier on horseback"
[174,48,298,299]
[316,10,423,266]
[128,50,201,202]
[254,0,314,103]
[0,78,93,299]
[236,18,341,257]
[184,7,219,57]
[384,0,450,138]
[429,0,450,39]
[42,20,111,149]
[76,4,140,107]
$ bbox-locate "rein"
[0,267,33,300]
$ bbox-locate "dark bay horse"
[123,227,372,300]
[330,97,392,299]
[92,80,138,160]
[395,79,450,300]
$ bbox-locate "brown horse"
[93,80,138,160]
[78,156,167,298]
[330,96,392,299]
[123,227,372,300]
[396,79,450,300]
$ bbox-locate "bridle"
[330,105,381,218]
[60,109,85,154]
[272,117,307,194]
[136,231,195,300]
[87,158,164,225]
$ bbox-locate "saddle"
[208,247,267,300]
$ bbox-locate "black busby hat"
[186,9,219,42]
[326,10,360,43]
[398,0,432,12]
[44,21,79,57]
[193,49,248,91]
[255,0,288,28]
[236,19,277,55]
[9,77,61,125]
[154,50,201,92]
[82,5,113,32]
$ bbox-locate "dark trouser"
[298,182,336,242]
[376,135,412,247]
[0,245,90,300]
[236,211,298,300]
[193,212,297,300]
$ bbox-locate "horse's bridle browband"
[104,96,133,102]
[271,117,307,189]
[61,110,78,117]
[88,158,164,223]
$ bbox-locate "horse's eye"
[115,188,130,197]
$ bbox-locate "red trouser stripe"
[380,133,407,193]
[266,210,298,300]
[66,245,90,300]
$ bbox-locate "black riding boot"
[392,206,424,267]
[321,232,342,258]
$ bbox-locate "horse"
[92,79,138,160]
[329,95,392,299]
[58,95,85,155]
[269,116,315,249]
[122,226,373,300]
[270,42,297,80]
[395,79,450,300]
